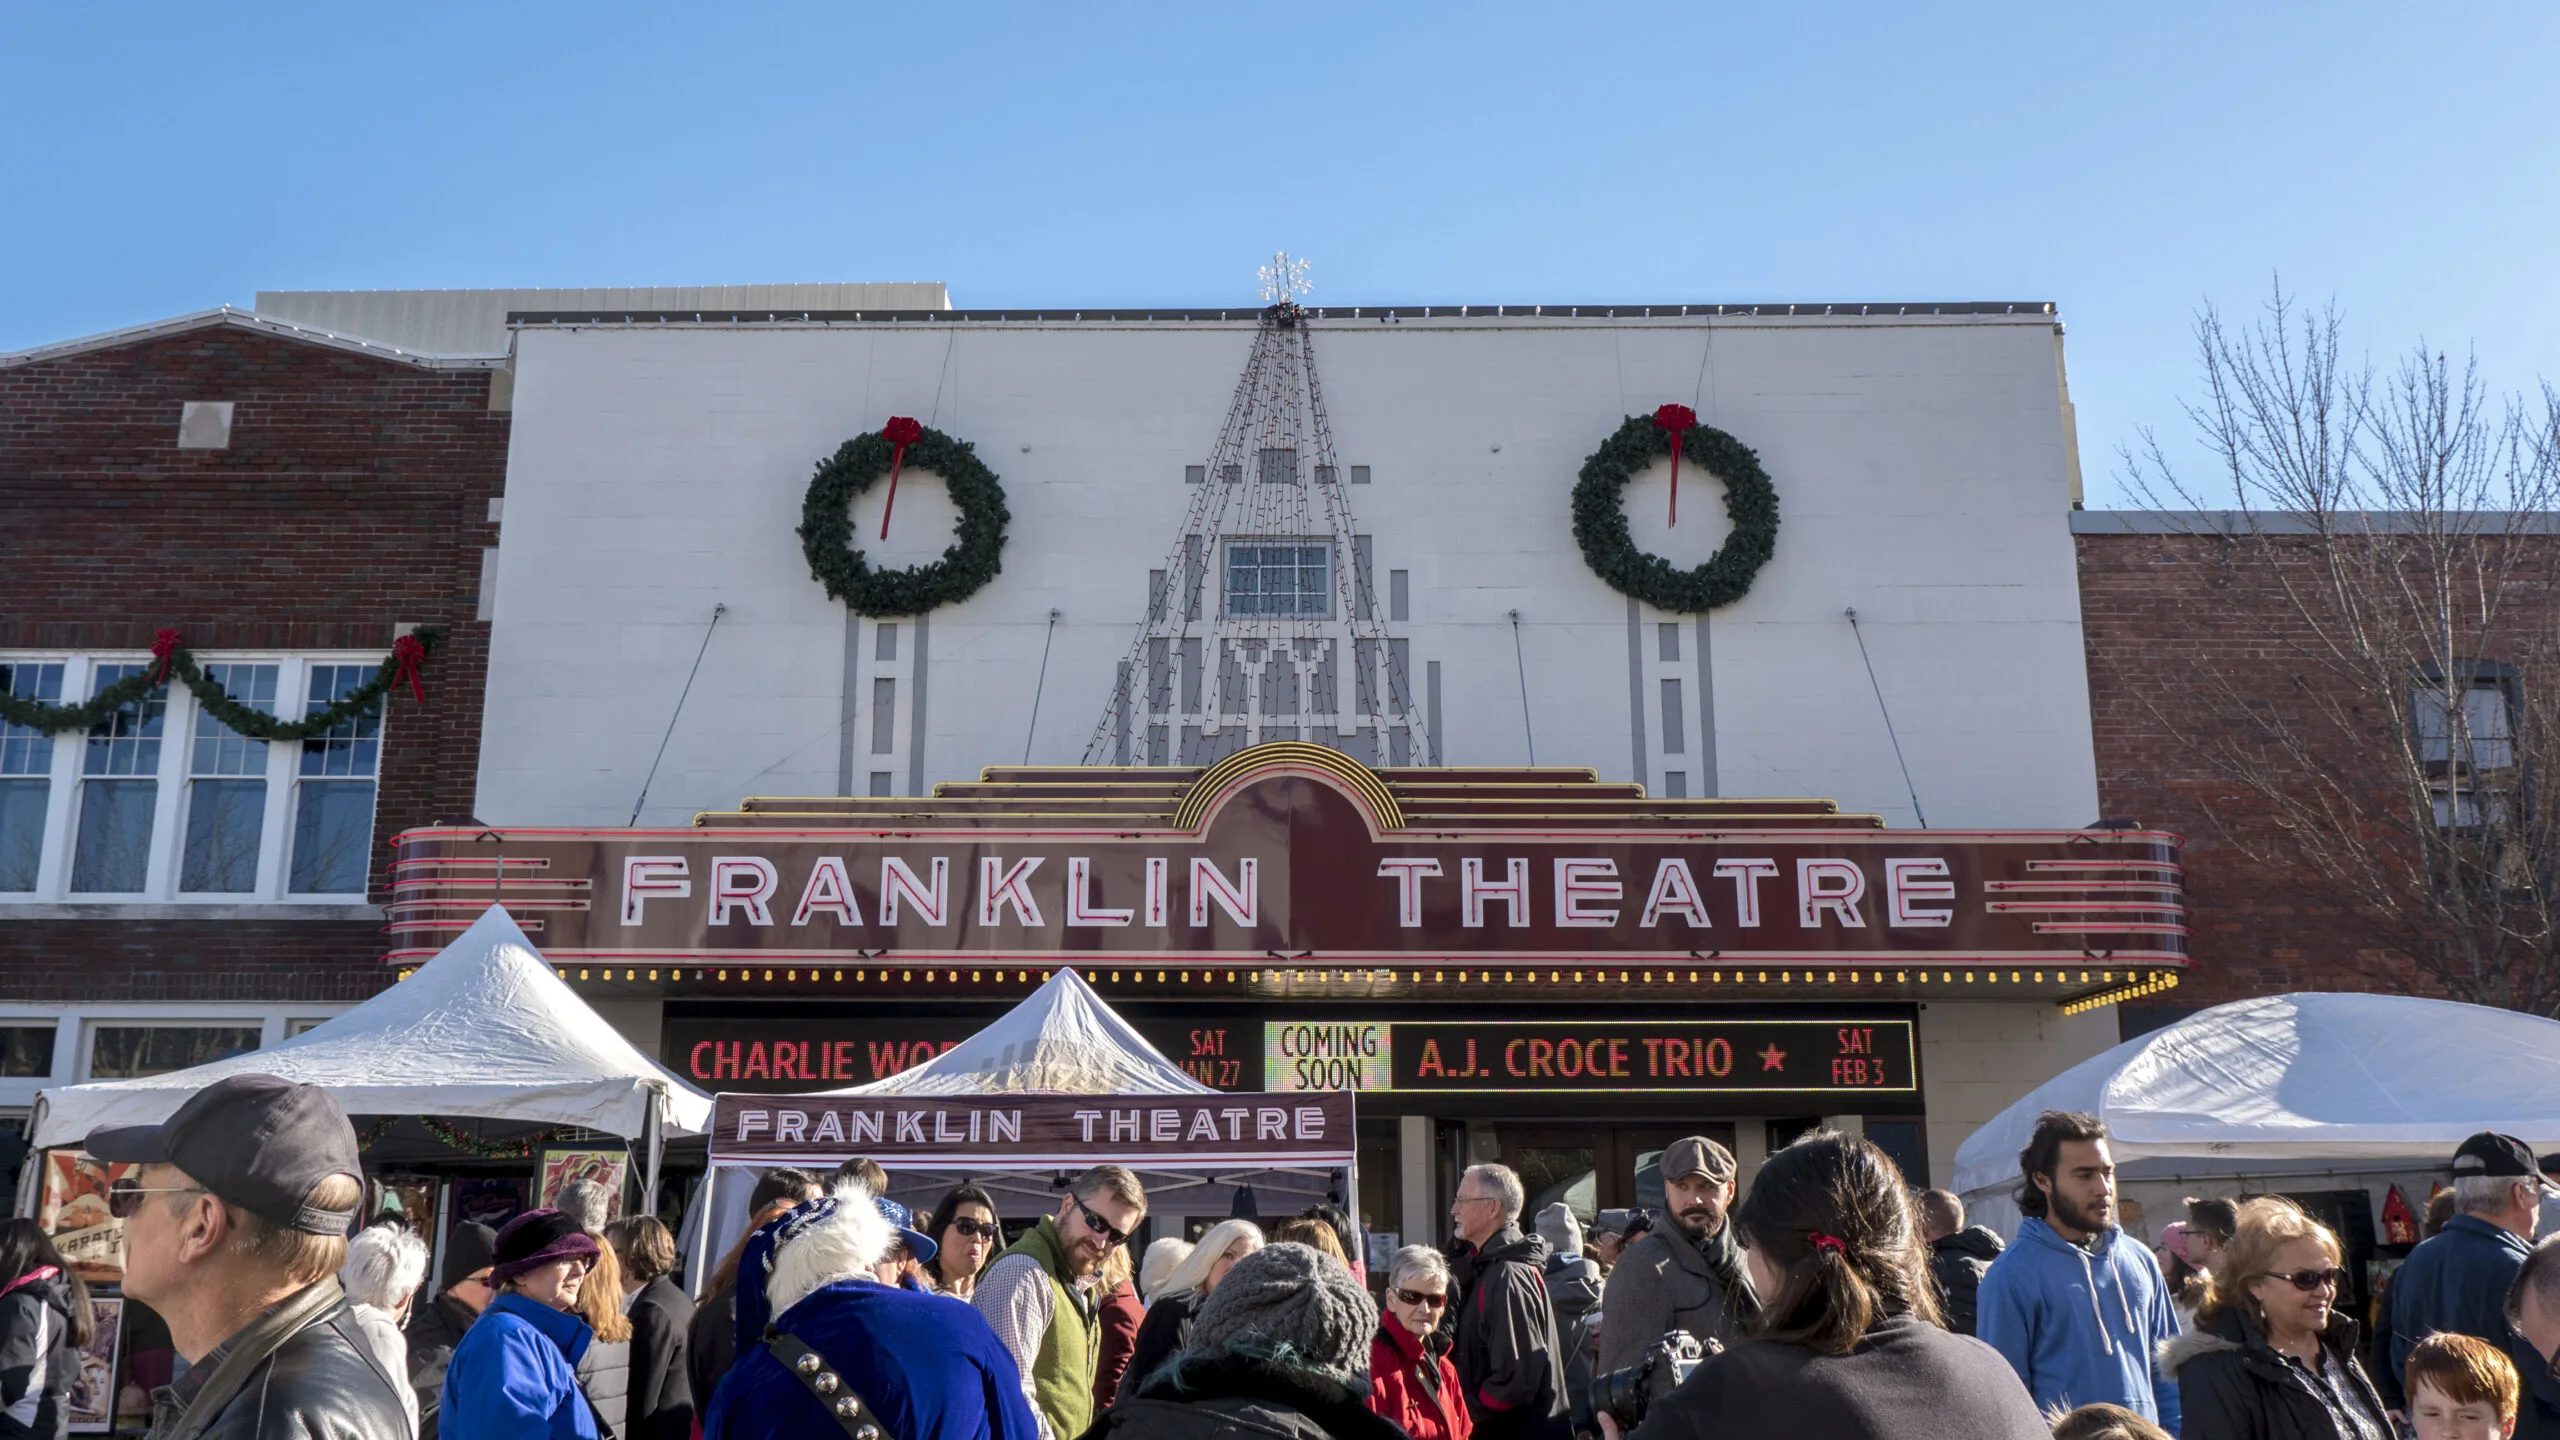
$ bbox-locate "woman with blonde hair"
[1115,1219,1266,1403]
[2157,1196,2390,1440]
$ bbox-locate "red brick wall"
[0,321,509,1003]
[2077,530,2430,1007]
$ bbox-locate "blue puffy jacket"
[1976,1217,2183,1434]
[444,1294,601,1440]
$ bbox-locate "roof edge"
[507,300,2058,328]
[2074,509,2560,537]
[0,306,512,372]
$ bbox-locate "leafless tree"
[2122,282,2560,1014]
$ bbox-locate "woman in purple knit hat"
[444,1209,604,1440]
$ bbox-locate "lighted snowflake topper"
[1257,251,1312,304]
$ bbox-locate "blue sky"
[5,3,2552,507]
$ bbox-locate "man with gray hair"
[2390,1131,2560,1437]
[341,1224,430,1435]
[1447,1162,1568,1439]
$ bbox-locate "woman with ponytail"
[1602,1131,2049,1440]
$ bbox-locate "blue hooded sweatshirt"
[1976,1218,2183,1434]
[443,1293,600,1440]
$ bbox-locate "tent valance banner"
[711,1090,1355,1169]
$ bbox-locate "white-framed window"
[1223,540,1333,619]
[0,652,385,902]
[83,1021,263,1080]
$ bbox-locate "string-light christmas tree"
[1084,254,1428,767]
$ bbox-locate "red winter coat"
[1092,1279,1144,1413]
[1369,1311,1472,1440]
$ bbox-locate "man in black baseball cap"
[87,1073,408,1440]
[2386,1132,2560,1438]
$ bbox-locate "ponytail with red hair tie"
[1807,1232,1848,1255]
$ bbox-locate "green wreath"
[1571,413,1780,612]
[0,629,439,737]
[797,423,1009,617]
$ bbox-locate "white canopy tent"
[1952,992,2560,1238]
[31,904,711,1203]
[684,969,1358,1290]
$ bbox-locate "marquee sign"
[707,1089,1357,1167]
[1263,1018,1916,1095]
[391,744,2185,981]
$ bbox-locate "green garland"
[418,1116,572,1159]
[0,629,441,737]
[797,425,1010,617]
[1571,414,1780,612]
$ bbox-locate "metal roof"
[256,283,950,354]
[0,306,509,371]
[507,300,2058,328]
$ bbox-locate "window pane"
[70,779,156,893]
[0,662,64,776]
[1225,542,1331,619]
[88,1025,261,1080]
[289,780,375,894]
[0,1025,55,1078]
[82,664,165,777]
[2468,685,2515,769]
[191,663,276,776]
[0,779,46,891]
[181,779,267,893]
[299,665,382,778]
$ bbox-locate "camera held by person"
[1581,1331,1714,1436]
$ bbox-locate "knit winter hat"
[1182,1242,1378,1399]
[1535,1202,1583,1256]
[442,1220,498,1289]
[488,1208,600,1285]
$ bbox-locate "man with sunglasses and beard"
[1597,1138,1759,1377]
[1978,1111,2183,1434]
[973,1165,1147,1440]
[85,1074,408,1440]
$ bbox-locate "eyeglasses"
[2258,1267,2349,1293]
[947,1217,1001,1240]
[1393,1287,1449,1310]
[1071,1195,1129,1250]
[1452,1193,1496,1209]
[107,1178,209,1219]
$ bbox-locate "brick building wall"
[2077,522,2451,1011]
[0,315,508,1003]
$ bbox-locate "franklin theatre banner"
[709,1090,1358,1167]
[392,752,2184,969]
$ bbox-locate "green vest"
[999,1216,1098,1438]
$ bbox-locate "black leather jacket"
[149,1280,411,1440]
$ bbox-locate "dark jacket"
[1451,1226,1568,1440]
[621,1279,692,1440]
[2387,1214,2560,1439]
[1540,1252,1602,1410]
[683,1287,736,1425]
[1369,1313,1471,1440]
[1082,1351,1407,1440]
[2160,1306,2392,1440]
[1595,1220,1755,1375]
[146,1278,411,1440]
[1092,1282,1142,1415]
[1625,1313,2049,1440]
[704,1278,1040,1440]
[1113,1293,1193,1407]
[1928,1227,2005,1338]
[406,1292,482,1440]
[0,1270,78,1440]
[571,1335,627,1439]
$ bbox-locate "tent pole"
[641,1101,663,1218]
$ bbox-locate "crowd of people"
[11,1071,2560,1440]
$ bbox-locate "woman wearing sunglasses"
[2160,1196,2392,1440]
[1115,1220,1265,1404]
[925,1184,1004,1299]
[1368,1244,1472,1440]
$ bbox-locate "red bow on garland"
[390,635,429,704]
[878,416,924,540]
[148,628,182,685]
[1653,404,1698,526]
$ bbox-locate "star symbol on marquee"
[1757,1042,1788,1072]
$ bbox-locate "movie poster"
[451,1176,528,1231]
[67,1297,120,1434]
[39,1152,140,1283]
[533,1149,628,1218]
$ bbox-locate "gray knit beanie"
[1536,1201,1583,1256]
[1181,1242,1378,1398]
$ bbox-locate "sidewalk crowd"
[8,1072,2560,1440]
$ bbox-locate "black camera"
[1586,1330,1711,1432]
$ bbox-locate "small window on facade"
[71,664,165,894]
[288,665,380,895]
[1349,466,1371,485]
[285,1018,334,1037]
[88,1024,261,1080]
[1258,448,1300,485]
[0,663,62,893]
[176,401,234,450]
[0,1025,57,1078]
[1220,463,1242,484]
[1224,542,1332,618]
[1314,464,1338,486]
[1185,465,1206,485]
[2412,669,2517,771]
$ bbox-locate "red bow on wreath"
[148,628,182,685]
[1653,404,1698,527]
[878,416,924,540]
[390,635,429,705]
